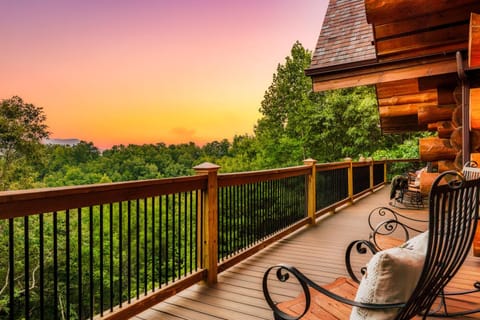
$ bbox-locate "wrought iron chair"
[390,172,425,209]
[263,171,480,319]
[366,161,480,252]
[344,161,480,317]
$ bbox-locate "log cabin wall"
[366,2,480,171]
[365,0,480,62]
[307,0,480,171]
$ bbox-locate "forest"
[1,42,423,192]
[0,42,425,319]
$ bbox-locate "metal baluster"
[254,182,259,242]
[144,198,148,296]
[248,184,252,246]
[171,194,177,282]
[178,193,182,279]
[118,202,123,308]
[8,219,14,320]
[165,195,169,284]
[109,204,114,311]
[53,212,58,320]
[89,206,94,318]
[241,184,245,250]
[99,205,104,316]
[184,192,187,276]
[189,191,194,272]
[151,197,155,292]
[128,200,132,303]
[77,208,82,319]
[39,214,44,320]
[136,199,139,299]
[232,185,235,256]
[24,216,29,320]
[199,192,203,269]
[159,196,163,287]
[66,210,70,319]
[219,187,224,259]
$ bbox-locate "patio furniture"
[263,171,480,319]
[367,161,480,252]
[389,172,425,209]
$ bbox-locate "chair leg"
[426,285,480,317]
[274,312,285,320]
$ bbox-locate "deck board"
[136,187,480,319]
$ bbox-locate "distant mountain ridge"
[43,138,81,146]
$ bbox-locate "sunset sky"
[1,1,328,149]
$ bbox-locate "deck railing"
[0,158,415,319]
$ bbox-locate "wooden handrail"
[0,175,207,219]
[217,165,311,187]
[0,158,418,319]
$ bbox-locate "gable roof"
[309,0,376,71]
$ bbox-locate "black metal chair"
[344,162,480,317]
[263,171,480,319]
[365,161,480,252]
[390,172,425,209]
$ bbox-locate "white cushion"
[401,231,429,255]
[350,247,425,320]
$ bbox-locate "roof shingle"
[309,0,376,70]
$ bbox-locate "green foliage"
[0,96,49,190]
[252,42,416,167]
[1,196,199,319]
[318,86,382,160]
[372,133,432,178]
[255,41,323,168]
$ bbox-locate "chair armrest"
[370,219,414,250]
[345,240,378,283]
[263,264,406,320]
[368,206,427,234]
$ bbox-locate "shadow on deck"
[135,187,480,320]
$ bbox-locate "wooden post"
[368,158,374,190]
[303,158,317,224]
[383,159,388,184]
[457,51,471,165]
[194,162,220,285]
[345,158,354,202]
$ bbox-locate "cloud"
[170,127,197,141]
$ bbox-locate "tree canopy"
[0,96,49,190]
[253,41,415,167]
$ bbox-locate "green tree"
[254,41,416,166]
[0,96,49,190]
[218,134,259,172]
[202,139,231,159]
[255,41,323,168]
[314,86,384,161]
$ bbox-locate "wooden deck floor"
[134,187,480,320]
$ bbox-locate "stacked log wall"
[419,85,480,170]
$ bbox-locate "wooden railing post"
[303,158,317,224]
[384,159,388,184]
[194,162,220,285]
[345,158,354,202]
[368,157,374,191]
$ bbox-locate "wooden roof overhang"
[306,53,459,133]
[307,0,480,134]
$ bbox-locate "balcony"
[1,159,479,319]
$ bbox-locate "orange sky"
[0,1,328,149]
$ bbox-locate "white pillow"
[350,247,425,320]
[401,231,429,255]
